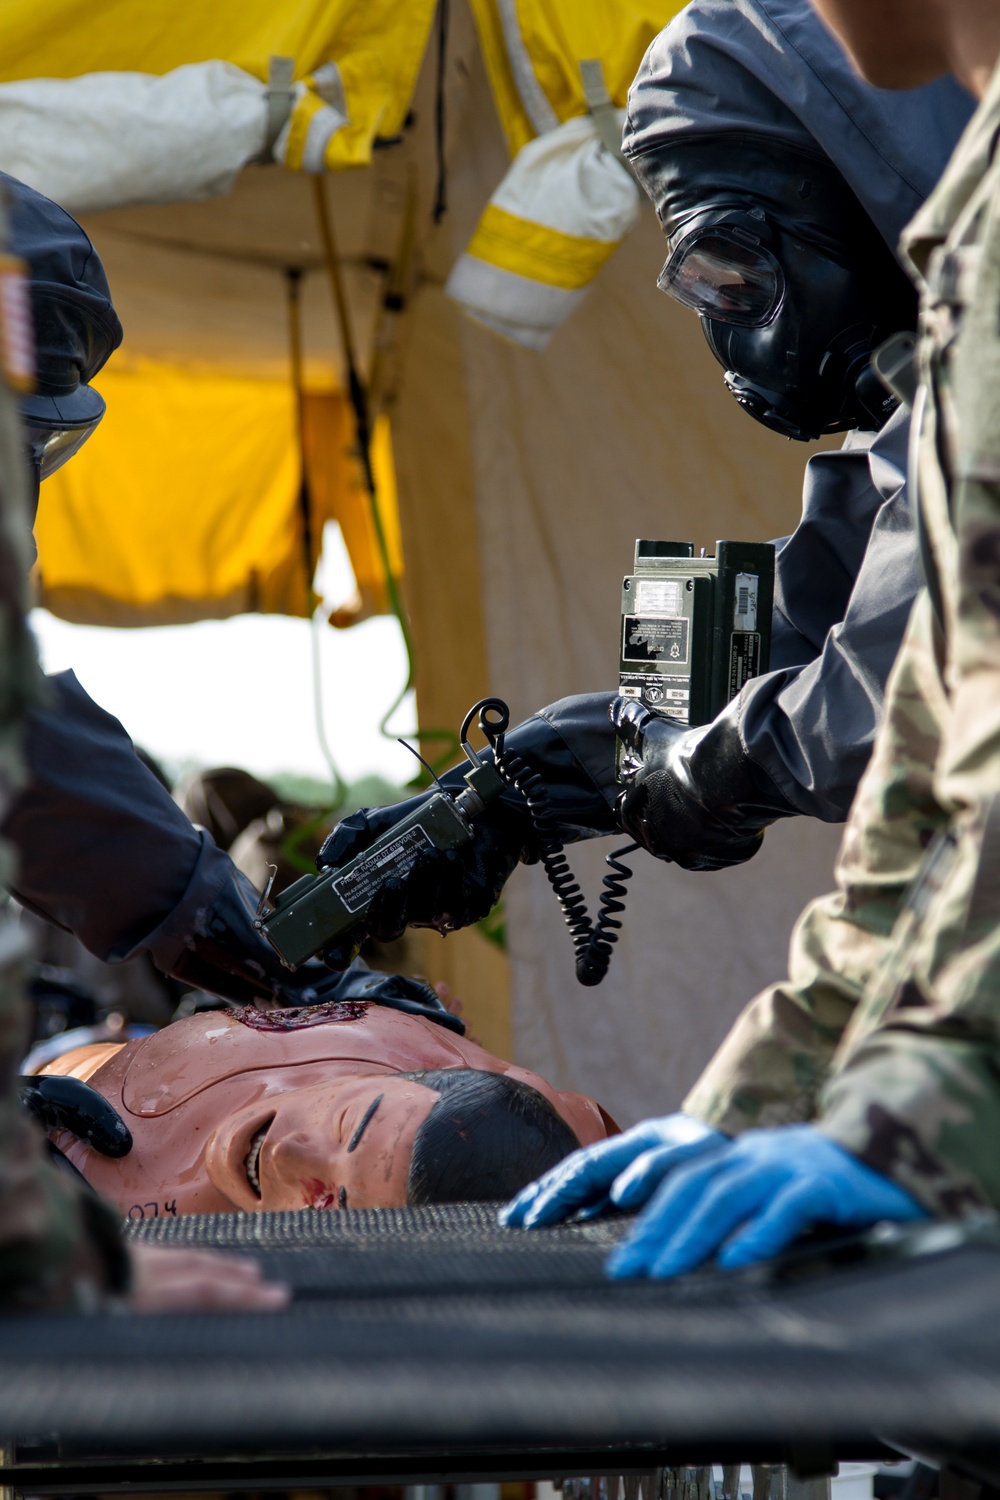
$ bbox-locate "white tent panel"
[0,64,269,214]
[404,43,844,1122]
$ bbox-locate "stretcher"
[0,1205,997,1495]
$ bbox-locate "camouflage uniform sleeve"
[816,736,1000,1218]
[0,919,130,1308]
[818,513,1000,1211]
[685,592,950,1135]
[817,102,1000,1218]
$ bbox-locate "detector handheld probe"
[256,742,504,970]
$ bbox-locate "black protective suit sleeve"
[536,411,920,871]
[5,670,234,966]
[544,408,918,840]
[738,404,920,820]
[5,673,470,1023]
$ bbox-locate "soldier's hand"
[316,703,620,969]
[315,792,528,969]
[606,1125,928,1281]
[499,1113,726,1228]
[128,1244,289,1312]
[19,1074,133,1157]
[612,697,788,869]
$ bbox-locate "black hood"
[623,0,974,261]
[2,170,122,427]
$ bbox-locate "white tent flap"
[446,112,640,350]
[0,63,271,214]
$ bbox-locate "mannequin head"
[204,1061,583,1213]
[41,1002,611,1218]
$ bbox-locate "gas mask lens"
[658,228,783,327]
[25,417,102,480]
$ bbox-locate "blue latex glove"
[499,1113,726,1228]
[607,1124,929,1280]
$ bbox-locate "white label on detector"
[734,573,759,632]
[635,578,684,616]
[332,825,433,914]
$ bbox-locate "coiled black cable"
[461,698,638,987]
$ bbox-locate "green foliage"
[270,769,405,816]
[476,898,508,952]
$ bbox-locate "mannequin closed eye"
[347,1092,383,1152]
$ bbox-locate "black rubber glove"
[167,867,465,1031]
[19,1074,133,1157]
[612,696,797,870]
[316,711,617,969]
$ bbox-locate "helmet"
[2,172,122,492]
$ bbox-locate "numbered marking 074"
[127,1200,178,1220]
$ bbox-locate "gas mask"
[20,290,114,507]
[20,382,105,523]
[23,397,105,481]
[642,138,917,441]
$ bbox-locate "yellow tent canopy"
[1,0,687,632]
[2,0,435,170]
[35,357,400,627]
[470,0,681,155]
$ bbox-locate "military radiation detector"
[256,747,505,970]
[259,537,775,988]
[619,538,775,738]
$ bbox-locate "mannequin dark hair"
[400,1068,580,1206]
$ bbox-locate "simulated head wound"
[2,171,123,485]
[622,0,974,440]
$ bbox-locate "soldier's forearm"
[819,1029,1000,1217]
[683,977,857,1133]
[6,669,231,963]
[683,887,884,1133]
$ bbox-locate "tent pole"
[284,265,314,587]
[366,167,420,427]
[311,176,416,725]
[285,263,347,807]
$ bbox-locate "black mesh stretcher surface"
[2,1205,1000,1490]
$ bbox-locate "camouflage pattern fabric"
[0,189,128,1308]
[684,591,949,1135]
[687,56,1000,1218]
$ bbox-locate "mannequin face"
[205,1072,440,1212]
[46,1003,612,1218]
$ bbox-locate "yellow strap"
[282,87,327,171]
[466,202,620,290]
